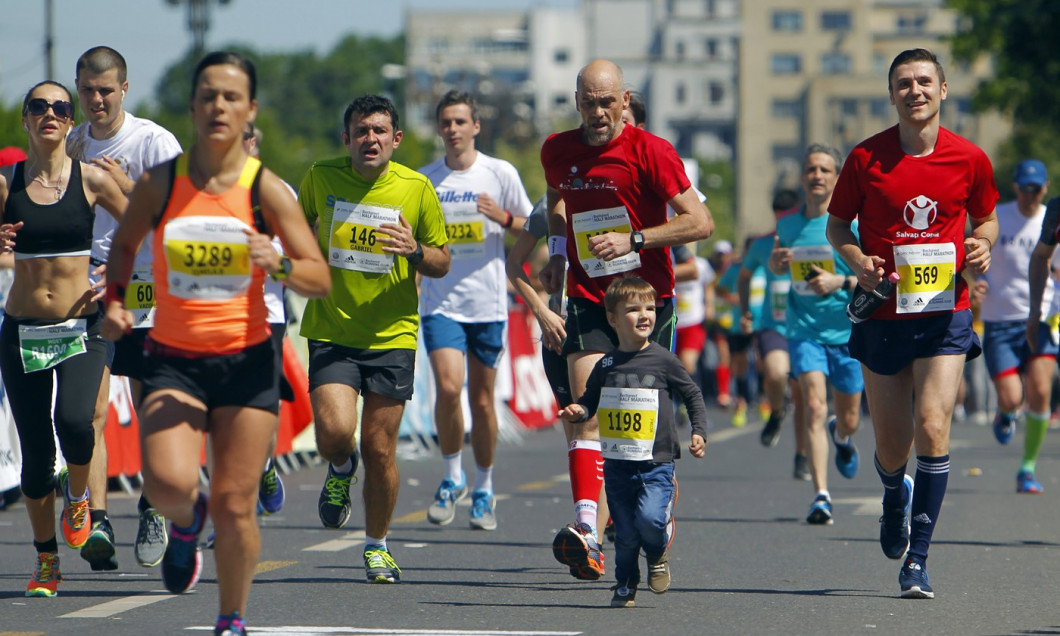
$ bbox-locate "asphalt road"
[2,405,1060,636]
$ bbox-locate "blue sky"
[2,0,574,108]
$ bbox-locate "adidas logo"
[914,297,925,306]
[913,512,932,525]
[345,255,357,262]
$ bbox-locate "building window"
[676,41,686,59]
[820,52,852,75]
[553,94,569,107]
[897,13,927,34]
[869,98,890,118]
[772,98,803,119]
[772,143,802,164]
[839,98,859,117]
[772,10,802,32]
[676,83,687,104]
[771,53,802,75]
[554,48,569,63]
[821,11,851,31]
[709,82,724,105]
[705,38,717,59]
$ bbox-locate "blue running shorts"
[849,309,981,376]
[789,338,864,394]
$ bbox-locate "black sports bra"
[4,161,94,259]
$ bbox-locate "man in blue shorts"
[418,91,533,531]
[828,49,998,598]
[770,144,863,525]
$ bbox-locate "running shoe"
[552,522,605,580]
[646,553,670,594]
[25,552,61,597]
[214,612,247,636]
[81,516,118,571]
[806,494,833,525]
[364,547,401,583]
[318,453,359,529]
[899,557,934,599]
[610,583,637,608]
[828,416,858,479]
[469,489,497,531]
[993,411,1016,445]
[258,458,285,515]
[161,497,206,594]
[879,474,914,560]
[793,454,811,481]
[760,411,783,448]
[758,402,772,423]
[136,507,169,567]
[1017,470,1044,494]
[57,468,90,549]
[731,402,748,428]
[426,472,467,526]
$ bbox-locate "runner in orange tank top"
[100,52,329,636]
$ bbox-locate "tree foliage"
[949,0,1060,197]
[138,34,429,186]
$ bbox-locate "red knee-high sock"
[569,440,602,528]
[716,365,731,400]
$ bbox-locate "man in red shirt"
[827,48,998,599]
[538,59,713,580]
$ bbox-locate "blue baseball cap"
[1014,159,1048,187]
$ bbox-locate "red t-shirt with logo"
[829,125,998,320]
[541,124,690,304]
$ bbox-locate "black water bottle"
[847,272,900,323]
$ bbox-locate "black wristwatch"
[270,256,292,282]
[406,242,425,267]
[630,230,645,253]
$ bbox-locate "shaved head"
[576,59,624,93]
[575,59,629,146]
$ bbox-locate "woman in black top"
[0,80,126,597]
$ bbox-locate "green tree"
[949,0,1060,198]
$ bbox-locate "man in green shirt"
[299,94,449,583]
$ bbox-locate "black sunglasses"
[1019,184,1043,195]
[24,98,74,120]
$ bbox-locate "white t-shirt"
[674,255,714,328]
[418,152,532,323]
[67,112,182,267]
[980,200,1060,322]
[263,180,298,325]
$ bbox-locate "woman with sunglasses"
[102,52,329,636]
[0,80,127,597]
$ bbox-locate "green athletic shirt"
[299,157,447,350]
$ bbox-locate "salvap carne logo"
[903,195,938,230]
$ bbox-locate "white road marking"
[60,591,179,618]
[186,627,581,635]
[303,529,365,552]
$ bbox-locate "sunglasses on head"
[24,98,74,120]
[1019,184,1043,195]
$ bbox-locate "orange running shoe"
[25,552,61,597]
[57,468,91,549]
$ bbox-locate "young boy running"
[558,277,707,607]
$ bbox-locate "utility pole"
[44,0,54,79]
[165,0,231,60]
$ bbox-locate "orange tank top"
[150,154,269,353]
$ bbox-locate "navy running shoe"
[899,557,934,599]
[161,496,206,594]
[828,416,858,479]
[879,474,914,559]
[258,458,285,515]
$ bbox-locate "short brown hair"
[887,48,945,90]
[604,276,656,315]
